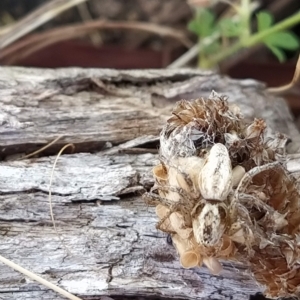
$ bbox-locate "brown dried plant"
[143,91,300,298]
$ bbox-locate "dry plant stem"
[48,143,75,256]
[268,54,300,94]
[205,11,300,68]
[77,2,102,45]
[0,20,191,63]
[0,25,13,36]
[167,33,220,69]
[167,1,259,69]
[0,254,82,300]
[0,0,90,49]
[18,135,63,160]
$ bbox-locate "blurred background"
[0,0,299,115]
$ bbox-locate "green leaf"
[188,8,216,37]
[256,11,273,32]
[265,44,286,62]
[265,31,300,50]
[218,18,243,37]
[188,19,201,35]
[202,40,221,55]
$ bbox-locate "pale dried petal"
[273,211,288,231]
[282,247,294,266]
[244,118,266,139]
[172,234,199,262]
[228,222,245,244]
[218,236,235,257]
[232,165,246,187]
[203,257,223,275]
[155,204,174,232]
[169,212,193,239]
[176,156,204,189]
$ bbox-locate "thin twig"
[18,135,63,160]
[0,0,90,49]
[0,254,82,300]
[1,20,192,63]
[168,32,220,68]
[268,54,300,95]
[77,2,102,45]
[48,144,75,257]
[167,1,259,69]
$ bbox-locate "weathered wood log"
[0,67,299,300]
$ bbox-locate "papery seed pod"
[198,143,232,201]
[153,164,168,198]
[153,164,168,183]
[232,165,246,187]
[218,235,236,258]
[155,204,169,219]
[181,250,203,269]
[154,156,204,204]
[174,156,205,189]
[155,204,174,232]
[172,234,201,268]
[169,212,193,239]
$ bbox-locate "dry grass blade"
[0,0,90,49]
[77,2,102,45]
[18,135,63,160]
[49,143,75,256]
[268,54,300,95]
[0,20,192,64]
[0,254,82,300]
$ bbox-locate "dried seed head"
[198,143,232,201]
[148,93,300,299]
[244,118,266,140]
[160,92,243,160]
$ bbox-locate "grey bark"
[0,67,299,300]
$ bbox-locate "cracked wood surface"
[0,67,299,300]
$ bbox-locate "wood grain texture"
[0,67,299,300]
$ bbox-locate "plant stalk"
[206,11,300,68]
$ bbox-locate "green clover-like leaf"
[265,31,300,50]
[188,8,216,38]
[265,45,286,62]
[257,11,273,32]
[219,18,243,37]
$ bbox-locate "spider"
[145,139,285,253]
